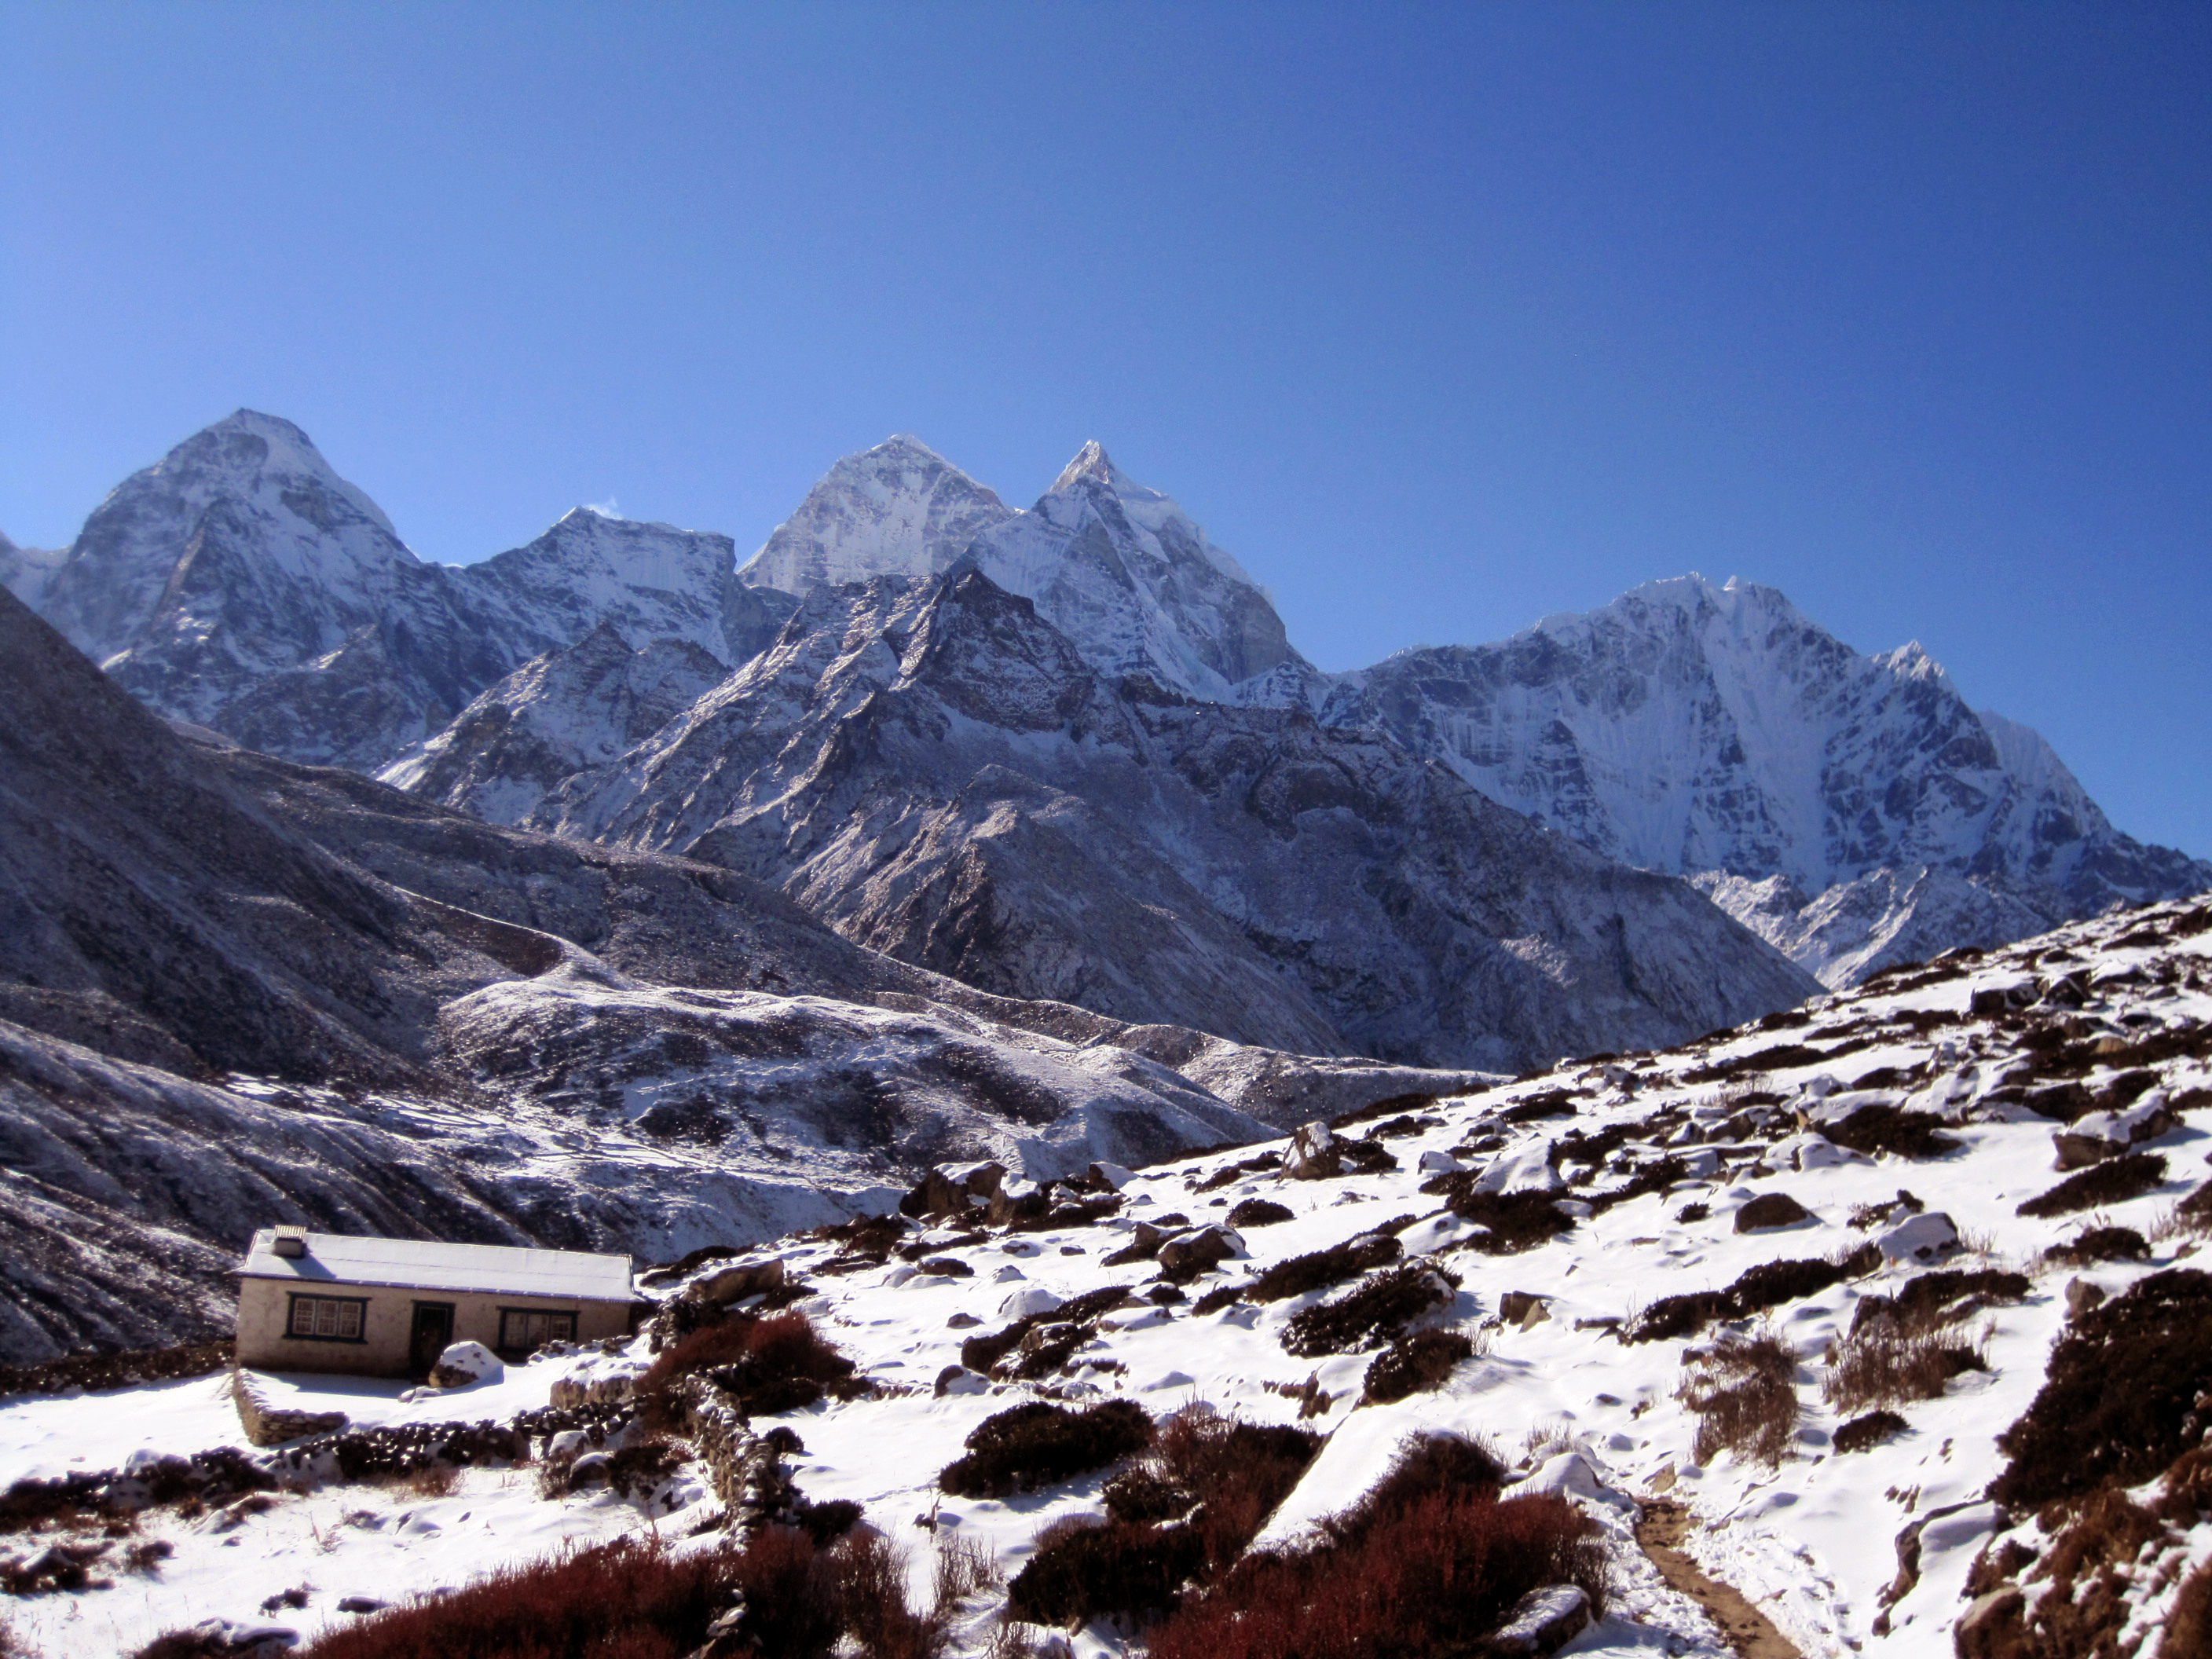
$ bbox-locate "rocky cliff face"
[376,622,730,825]
[534,567,1818,1072]
[6,412,785,769]
[1325,575,2211,983]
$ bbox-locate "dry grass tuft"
[1678,1331,1800,1467]
[1824,1321,1987,1415]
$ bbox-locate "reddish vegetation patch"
[636,1310,858,1428]
[939,1399,1153,1499]
[291,1535,734,1659]
[1008,1408,1322,1628]
[284,1529,944,1659]
[1145,1482,1602,1658]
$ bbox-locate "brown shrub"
[1244,1233,1401,1302]
[404,1463,458,1500]
[939,1400,1153,1499]
[958,1284,1134,1375]
[1850,1268,2031,1335]
[2045,1225,2150,1266]
[635,1310,858,1430]
[1833,1410,1907,1454]
[1363,1330,1475,1404]
[1992,1268,2212,1509]
[1144,1487,1603,1659]
[1005,1518,1206,1628]
[1623,1291,1734,1345]
[1445,1185,1580,1249]
[1226,1198,1294,1228]
[1152,1409,1321,1573]
[1678,1331,1799,1467]
[1280,1265,1456,1358]
[295,1535,738,1659]
[1323,1433,1507,1544]
[1822,1106,1959,1160]
[2017,1152,2168,1218]
[1624,1244,1880,1346]
[1824,1320,1987,1416]
[2161,1562,2212,1659]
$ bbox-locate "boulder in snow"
[2053,1095,2177,1170]
[1483,1583,1593,1656]
[1285,1121,1343,1180]
[998,1286,1064,1320]
[427,1340,503,1390]
[1878,1210,1959,1265]
[1734,1192,1815,1232]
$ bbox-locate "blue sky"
[4,2,2207,855]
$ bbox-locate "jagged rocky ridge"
[0,586,1494,1361]
[526,566,1815,1071]
[10,413,2204,1018]
[9,411,793,770]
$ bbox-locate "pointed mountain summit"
[960,439,1307,700]
[739,434,1013,595]
[745,434,1310,703]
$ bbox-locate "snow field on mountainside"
[4,895,2208,1657]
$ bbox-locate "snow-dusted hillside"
[7,892,2206,1657]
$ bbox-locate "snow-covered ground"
[5,894,2208,1657]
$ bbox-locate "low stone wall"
[0,1341,231,1400]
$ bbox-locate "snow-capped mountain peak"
[738,434,1013,595]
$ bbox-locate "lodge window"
[498,1308,577,1355]
[284,1293,368,1342]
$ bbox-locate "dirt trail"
[1635,1496,1805,1659]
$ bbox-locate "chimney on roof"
[271,1228,309,1259]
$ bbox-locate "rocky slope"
[1325,575,2212,983]
[9,889,2209,1658]
[534,566,1818,1071]
[5,412,789,769]
[0,586,1499,1358]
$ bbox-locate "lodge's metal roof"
[238,1229,633,1302]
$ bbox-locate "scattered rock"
[1284,1121,1343,1180]
[427,1340,502,1390]
[2064,1277,2108,1319]
[1157,1226,1242,1283]
[1734,1192,1814,1232]
[933,1364,989,1397]
[1877,1210,1959,1265]
[1499,1291,1551,1329]
[2053,1097,2178,1170]
[1481,1583,1591,1656]
[690,1255,787,1306]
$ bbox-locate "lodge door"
[408,1302,455,1374]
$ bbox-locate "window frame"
[282,1291,371,1344]
[496,1306,579,1357]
